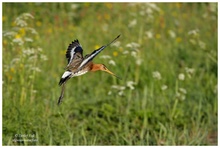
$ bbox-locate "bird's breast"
[72,69,88,77]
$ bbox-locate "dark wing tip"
[65,39,83,64]
[66,39,81,54]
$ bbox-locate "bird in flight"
[58,35,121,105]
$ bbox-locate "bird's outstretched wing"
[65,40,83,69]
[76,35,120,72]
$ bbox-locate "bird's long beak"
[104,68,121,80]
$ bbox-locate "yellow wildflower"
[15,34,21,39]
[104,13,110,20]
[84,3,90,7]
[47,28,52,34]
[156,33,161,39]
[10,67,15,73]
[97,14,102,21]
[11,21,16,27]
[105,3,113,9]
[2,16,6,22]
[19,28,25,36]
[94,45,100,49]
[176,37,182,43]
[176,3,182,8]
[3,39,7,46]
[113,51,118,57]
[36,21,42,27]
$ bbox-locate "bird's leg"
[58,84,66,105]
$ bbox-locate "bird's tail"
[59,71,72,86]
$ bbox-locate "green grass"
[2,3,217,145]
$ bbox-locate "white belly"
[72,70,88,77]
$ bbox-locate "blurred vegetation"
[2,2,217,145]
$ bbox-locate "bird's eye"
[102,65,106,70]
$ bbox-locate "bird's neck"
[91,64,102,72]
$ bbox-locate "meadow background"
[2,2,217,145]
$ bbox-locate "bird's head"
[92,64,121,79]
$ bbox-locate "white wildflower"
[111,41,121,47]
[3,31,16,37]
[209,3,217,13]
[131,51,137,58]
[37,47,43,52]
[23,48,35,55]
[161,85,168,91]
[28,55,38,61]
[168,30,176,38]
[24,37,33,42]
[185,67,194,74]
[136,58,142,65]
[179,88,187,94]
[176,92,181,98]
[109,60,116,66]
[145,30,153,39]
[40,55,48,61]
[175,87,187,101]
[14,13,34,27]
[122,50,129,54]
[118,91,124,96]
[178,73,185,81]
[128,19,137,28]
[152,71,161,80]
[126,81,136,90]
[26,27,38,34]
[100,55,111,59]
[185,67,194,78]
[11,58,20,64]
[22,13,34,19]
[180,95,186,101]
[102,24,108,32]
[71,4,79,10]
[140,3,160,16]
[147,3,161,12]
[32,90,37,93]
[189,39,196,45]
[175,89,186,101]
[12,38,24,45]
[126,42,140,49]
[15,19,27,27]
[146,7,153,15]
[31,67,41,72]
[198,40,206,49]
[188,29,199,36]
[111,85,126,91]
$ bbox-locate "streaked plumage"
[58,35,120,105]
